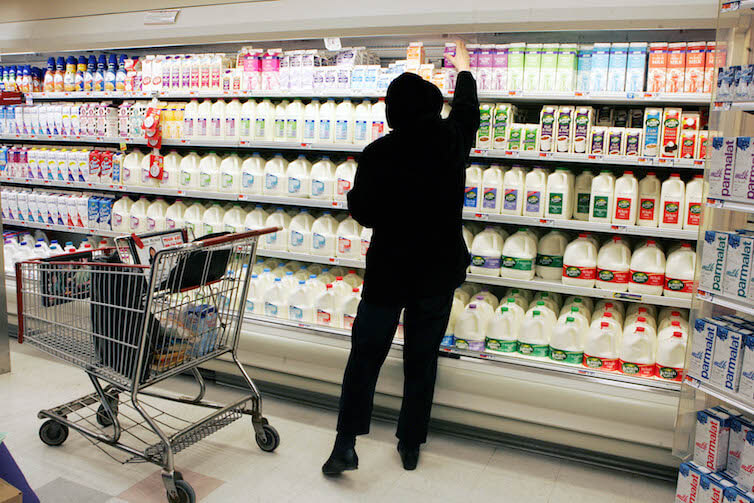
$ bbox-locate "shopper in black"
[322,41,479,476]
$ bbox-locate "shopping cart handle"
[194,227,282,248]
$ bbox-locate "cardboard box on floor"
[0,478,21,503]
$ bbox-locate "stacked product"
[699,229,754,303]
[709,136,754,204]
[717,64,754,101]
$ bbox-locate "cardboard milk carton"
[523,43,543,92]
[704,41,717,94]
[728,417,754,477]
[738,430,754,491]
[733,137,754,201]
[738,335,754,403]
[701,231,731,293]
[676,463,712,503]
[507,43,526,92]
[689,318,717,382]
[576,44,593,92]
[710,137,737,199]
[695,408,731,471]
[589,43,611,92]
[538,106,557,152]
[538,43,559,92]
[643,108,663,157]
[607,42,629,92]
[555,44,578,92]
[491,103,515,151]
[555,106,575,153]
[700,473,737,503]
[647,42,668,93]
[724,233,754,301]
[492,44,508,91]
[625,42,648,93]
[666,42,687,93]
[685,41,708,93]
[572,106,593,154]
[711,322,745,392]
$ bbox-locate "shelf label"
[473,213,488,220]
[721,1,741,11]
[613,292,643,301]
[538,218,554,226]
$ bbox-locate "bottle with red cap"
[656,320,688,381]
[619,320,657,378]
[334,157,357,202]
[612,170,639,224]
[637,172,661,227]
[562,233,597,288]
[628,239,666,296]
[683,173,705,229]
[583,316,621,371]
[664,242,696,299]
[659,172,685,229]
[596,236,631,292]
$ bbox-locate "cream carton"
[701,231,731,293]
[689,318,717,381]
[522,125,539,151]
[625,42,648,93]
[724,233,754,301]
[492,45,508,91]
[642,108,663,157]
[666,42,687,93]
[538,43,559,92]
[507,124,524,150]
[625,128,643,156]
[710,137,737,199]
[675,463,711,503]
[729,417,754,476]
[647,42,668,93]
[607,43,628,92]
[477,45,494,91]
[492,103,515,150]
[739,335,754,403]
[711,322,745,391]
[538,105,557,152]
[576,44,593,92]
[734,137,754,201]
[523,43,543,91]
[660,107,683,158]
[589,43,610,92]
[555,44,578,92]
[588,126,607,154]
[694,408,731,471]
[738,430,754,490]
[507,43,526,91]
[572,106,592,154]
[555,106,574,153]
[685,41,707,93]
[476,103,494,149]
[606,127,625,156]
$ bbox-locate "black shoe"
[397,443,420,470]
[322,447,359,476]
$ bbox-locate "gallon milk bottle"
[288,209,315,252]
[223,205,247,233]
[241,153,265,195]
[562,234,598,287]
[165,199,187,230]
[370,98,388,141]
[353,100,372,144]
[178,152,201,190]
[263,278,287,319]
[583,320,621,371]
[561,297,593,319]
[486,305,522,353]
[146,197,169,232]
[589,170,615,223]
[302,100,320,143]
[310,156,336,200]
[519,310,552,357]
[619,325,657,377]
[558,306,590,333]
[524,167,547,217]
[318,99,336,143]
[286,155,312,198]
[311,212,339,256]
[684,174,705,230]
[501,166,525,215]
[288,280,315,323]
[129,196,149,233]
[500,228,537,280]
[161,151,181,189]
[196,99,212,138]
[285,99,305,142]
[111,196,134,233]
[202,204,225,235]
[264,208,292,250]
[254,99,274,141]
[464,164,484,211]
[183,202,206,238]
[315,284,340,327]
[550,317,583,364]
[596,236,631,292]
[594,298,626,321]
[360,227,372,259]
[273,100,290,142]
[264,154,288,195]
[536,230,568,280]
[470,227,504,276]
[121,150,144,187]
[334,157,357,202]
[183,100,199,138]
[481,164,505,214]
[545,168,574,220]
[623,315,654,342]
[656,325,688,381]
[612,171,639,225]
[336,216,362,259]
[334,99,355,143]
[664,242,695,299]
[239,99,256,139]
[198,152,221,190]
[629,240,666,295]
[445,296,465,348]
[573,170,594,221]
[637,172,661,227]
[224,99,241,139]
[219,153,242,193]
[659,173,685,229]
[454,299,495,351]
[245,205,268,232]
[139,154,160,189]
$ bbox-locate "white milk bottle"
[659,312,689,332]
[664,242,695,298]
[527,301,557,327]
[121,150,143,187]
[337,216,362,259]
[129,196,149,233]
[583,319,621,371]
[344,270,362,288]
[659,173,685,229]
[637,172,661,227]
[302,100,320,143]
[202,204,225,235]
[558,306,590,333]
[370,98,388,141]
[263,278,287,319]
[196,99,212,138]
[334,157,357,202]
[486,305,522,353]
[593,299,625,322]
[596,236,631,292]
[183,202,206,238]
[536,230,568,280]
[623,315,654,341]
[264,208,292,250]
[254,99,274,141]
[625,306,658,329]
[264,154,288,195]
[656,325,688,381]
[360,227,372,259]
[288,280,315,323]
[501,165,525,215]
[629,240,666,295]
[334,99,355,143]
[464,164,484,211]
[502,296,527,318]
[311,212,338,256]
[285,99,305,142]
[219,153,242,193]
[165,199,187,230]
[146,197,169,232]
[289,209,315,252]
[199,152,221,190]
[573,170,594,221]
[475,290,499,309]
[315,284,340,327]
[562,234,598,287]
[445,296,464,347]
[470,227,504,276]
[241,153,265,195]
[244,205,269,232]
[286,155,312,198]
[161,150,181,189]
[223,205,247,233]
[589,170,615,223]
[524,167,547,217]
[500,228,537,280]
[454,300,495,351]
[178,152,201,190]
[612,170,639,225]
[481,164,504,214]
[550,317,583,364]
[545,168,574,220]
[684,174,705,230]
[519,310,552,357]
[318,99,336,143]
[561,296,593,319]
[139,153,159,189]
[273,100,290,142]
[239,99,256,139]
[353,100,372,144]
[619,325,657,377]
[225,99,241,139]
[111,196,134,233]
[183,100,198,138]
[310,156,336,200]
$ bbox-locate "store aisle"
[1,340,675,503]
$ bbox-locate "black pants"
[336,292,454,446]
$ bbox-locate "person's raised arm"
[446,40,480,150]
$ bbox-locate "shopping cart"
[15,227,281,503]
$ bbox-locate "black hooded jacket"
[347,71,480,305]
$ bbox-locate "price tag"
[508,91,518,96]
[687,376,701,389]
[473,213,488,221]
[539,152,552,158]
[707,198,724,208]
[721,1,740,12]
[119,142,127,151]
[324,37,342,51]
[613,292,642,301]
[610,225,627,232]
[238,194,247,200]
[574,92,584,97]
[539,218,554,226]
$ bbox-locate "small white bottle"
[612,170,639,225]
[334,99,355,144]
[573,170,594,221]
[589,170,615,223]
[464,164,484,211]
[659,173,685,229]
[637,172,661,227]
[523,167,547,218]
[501,166,525,216]
[481,164,505,214]
[241,153,265,195]
[683,174,705,230]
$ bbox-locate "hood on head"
[386,72,443,130]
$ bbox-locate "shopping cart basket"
[16,227,280,503]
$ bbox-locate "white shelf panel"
[686,376,754,415]
[697,289,754,316]
[470,148,704,169]
[256,249,364,269]
[3,218,120,237]
[707,197,754,214]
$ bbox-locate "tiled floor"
[1,340,677,502]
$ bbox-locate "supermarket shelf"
[712,101,754,112]
[3,218,120,237]
[707,197,754,214]
[697,289,754,316]
[470,149,704,169]
[721,0,754,13]
[243,313,680,392]
[686,376,754,415]
[462,211,698,240]
[256,249,364,269]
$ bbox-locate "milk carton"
[685,42,708,94]
[675,463,711,503]
[556,106,574,153]
[476,103,494,149]
[725,488,754,503]
[724,233,754,301]
[739,336,754,402]
[729,417,754,477]
[507,43,525,91]
[538,43,559,91]
[555,44,578,92]
[734,137,754,202]
[523,43,542,91]
[666,42,687,93]
[647,43,668,93]
[711,323,745,392]
[701,231,732,294]
[643,108,663,157]
[694,408,731,471]
[492,103,514,150]
[700,474,736,502]
[737,66,754,101]
[572,107,592,154]
[711,137,738,199]
[661,108,683,158]
[607,43,628,92]
[538,106,557,152]
[689,318,717,382]
[625,43,647,93]
[589,43,610,92]
[576,45,592,92]
[739,430,754,491]
[491,44,508,91]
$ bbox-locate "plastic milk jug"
[623,315,654,343]
[545,168,574,220]
[122,150,143,187]
[659,173,685,229]
[500,228,536,280]
[501,166,525,215]
[264,208,292,250]
[288,210,315,253]
[139,154,159,189]
[637,172,661,227]
[626,309,657,331]
[656,324,688,381]
[318,99,336,143]
[524,167,547,217]
[178,152,200,190]
[225,99,241,139]
[239,99,256,139]
[197,152,220,190]
[146,197,169,232]
[464,164,484,211]
[311,212,339,256]
[481,164,505,213]
[217,153,242,193]
[310,157,336,200]
[315,284,340,327]
[202,204,225,236]
[287,280,315,323]
[241,153,265,195]
[454,299,495,351]
[535,290,562,307]
[285,99,304,142]
[596,236,631,292]
[486,305,521,353]
[334,157,357,202]
[501,296,527,318]
[562,234,598,287]
[629,240,666,295]
[183,100,199,138]
[129,196,149,233]
[222,205,247,233]
[684,174,705,230]
[612,171,639,225]
[111,196,134,233]
[573,170,594,221]
[475,290,499,309]
[527,301,557,327]
[336,216,362,259]
[470,227,504,276]
[664,242,695,298]
[593,299,625,321]
[583,320,621,371]
[536,230,568,280]
[589,170,615,223]
[334,99,355,143]
[518,310,551,357]
[371,98,388,141]
[559,306,590,333]
[550,317,583,364]
[161,151,181,189]
[619,325,657,377]
[165,199,187,230]
[286,155,312,198]
[273,100,290,142]
[182,202,206,238]
[360,227,372,258]
[302,100,320,143]
[254,99,274,141]
[264,154,289,195]
[263,278,288,319]
[245,205,269,233]
[353,101,372,144]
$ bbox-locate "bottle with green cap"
[486,306,520,353]
[549,316,584,364]
[557,306,589,333]
[525,300,556,326]
[501,228,536,280]
[518,309,552,357]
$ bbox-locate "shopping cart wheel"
[39,420,69,447]
[96,398,119,427]
[167,479,195,503]
[255,424,280,452]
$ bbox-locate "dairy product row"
[449,287,688,379]
[717,64,754,101]
[477,104,707,159]
[710,137,754,203]
[463,165,704,229]
[2,231,110,274]
[700,230,754,303]
[467,226,695,297]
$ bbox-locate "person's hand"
[446,39,471,72]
